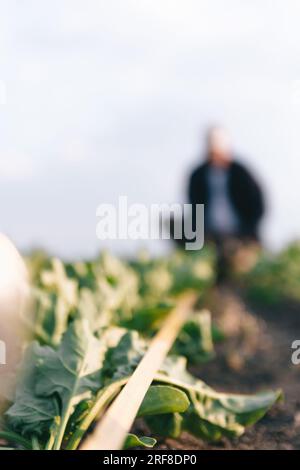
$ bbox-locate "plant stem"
[45,433,55,450]
[0,431,32,450]
[31,436,40,450]
[66,378,127,450]
[45,419,60,450]
[53,403,73,450]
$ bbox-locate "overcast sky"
[0,0,299,258]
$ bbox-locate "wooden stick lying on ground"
[81,291,197,451]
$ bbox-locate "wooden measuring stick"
[81,291,197,451]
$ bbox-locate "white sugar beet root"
[0,234,29,408]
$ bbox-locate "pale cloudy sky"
[0,0,299,258]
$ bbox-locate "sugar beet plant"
[246,242,300,305]
[0,249,281,450]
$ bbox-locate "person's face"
[207,128,232,167]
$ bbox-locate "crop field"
[0,245,299,450]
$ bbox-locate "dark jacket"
[188,159,265,239]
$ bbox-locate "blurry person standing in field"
[188,126,265,275]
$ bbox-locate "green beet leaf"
[138,385,190,417]
[6,319,106,449]
[123,433,156,449]
[173,310,214,364]
[5,343,60,437]
[122,302,173,332]
[145,413,183,439]
[155,356,282,441]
